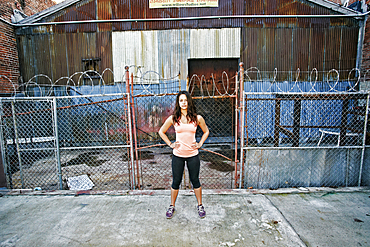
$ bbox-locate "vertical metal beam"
[239,63,245,189]
[131,73,140,189]
[0,100,8,187]
[11,101,24,188]
[292,98,301,147]
[234,72,238,189]
[340,98,349,146]
[274,99,281,147]
[239,90,246,189]
[125,66,136,189]
[358,93,369,186]
[52,98,63,190]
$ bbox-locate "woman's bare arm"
[194,115,209,148]
[158,116,176,148]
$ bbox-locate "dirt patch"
[62,151,108,167]
[200,149,235,172]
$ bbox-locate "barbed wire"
[1,67,369,98]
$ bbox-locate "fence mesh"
[241,91,369,189]
[134,94,237,190]
[0,68,369,191]
[0,99,59,190]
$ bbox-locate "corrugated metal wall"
[241,26,359,80]
[14,0,362,84]
[112,28,240,82]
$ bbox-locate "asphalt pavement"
[0,187,369,247]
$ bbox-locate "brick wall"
[0,0,56,22]
[0,0,56,95]
[0,20,19,95]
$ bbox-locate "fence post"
[0,100,8,188]
[11,101,24,188]
[130,72,141,189]
[125,66,136,189]
[52,98,63,190]
[239,63,245,189]
[358,93,369,186]
[234,71,239,189]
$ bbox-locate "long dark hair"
[172,91,197,125]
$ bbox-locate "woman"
[158,91,209,219]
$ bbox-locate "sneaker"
[197,204,206,218]
[166,205,175,219]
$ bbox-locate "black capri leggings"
[171,154,201,190]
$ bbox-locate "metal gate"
[0,92,134,190]
[133,94,238,190]
[239,68,370,189]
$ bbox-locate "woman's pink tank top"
[173,121,198,157]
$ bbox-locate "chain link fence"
[0,92,133,190]
[135,94,237,190]
[240,69,370,189]
[0,67,369,191]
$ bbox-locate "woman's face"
[179,94,188,110]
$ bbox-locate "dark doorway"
[188,58,239,140]
[188,58,239,96]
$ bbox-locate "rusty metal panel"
[112,0,132,31]
[52,0,97,33]
[242,28,259,68]
[64,32,99,82]
[241,24,359,82]
[113,0,245,30]
[325,27,342,70]
[36,0,360,32]
[275,28,293,74]
[18,32,113,84]
[17,35,36,83]
[292,28,310,72]
[96,32,113,84]
[49,33,69,82]
[309,27,325,72]
[97,0,113,32]
[340,27,358,71]
[32,35,53,85]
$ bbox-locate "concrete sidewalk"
[0,187,369,247]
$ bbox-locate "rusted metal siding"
[52,0,97,33]
[13,0,362,84]
[241,26,359,80]
[17,32,113,84]
[43,0,245,32]
[97,0,113,32]
[15,0,359,33]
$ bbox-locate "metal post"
[11,101,24,188]
[125,66,136,189]
[131,73,140,189]
[358,93,369,186]
[239,63,245,189]
[239,91,246,189]
[234,72,239,189]
[0,100,8,187]
[52,98,63,190]
[239,63,244,107]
